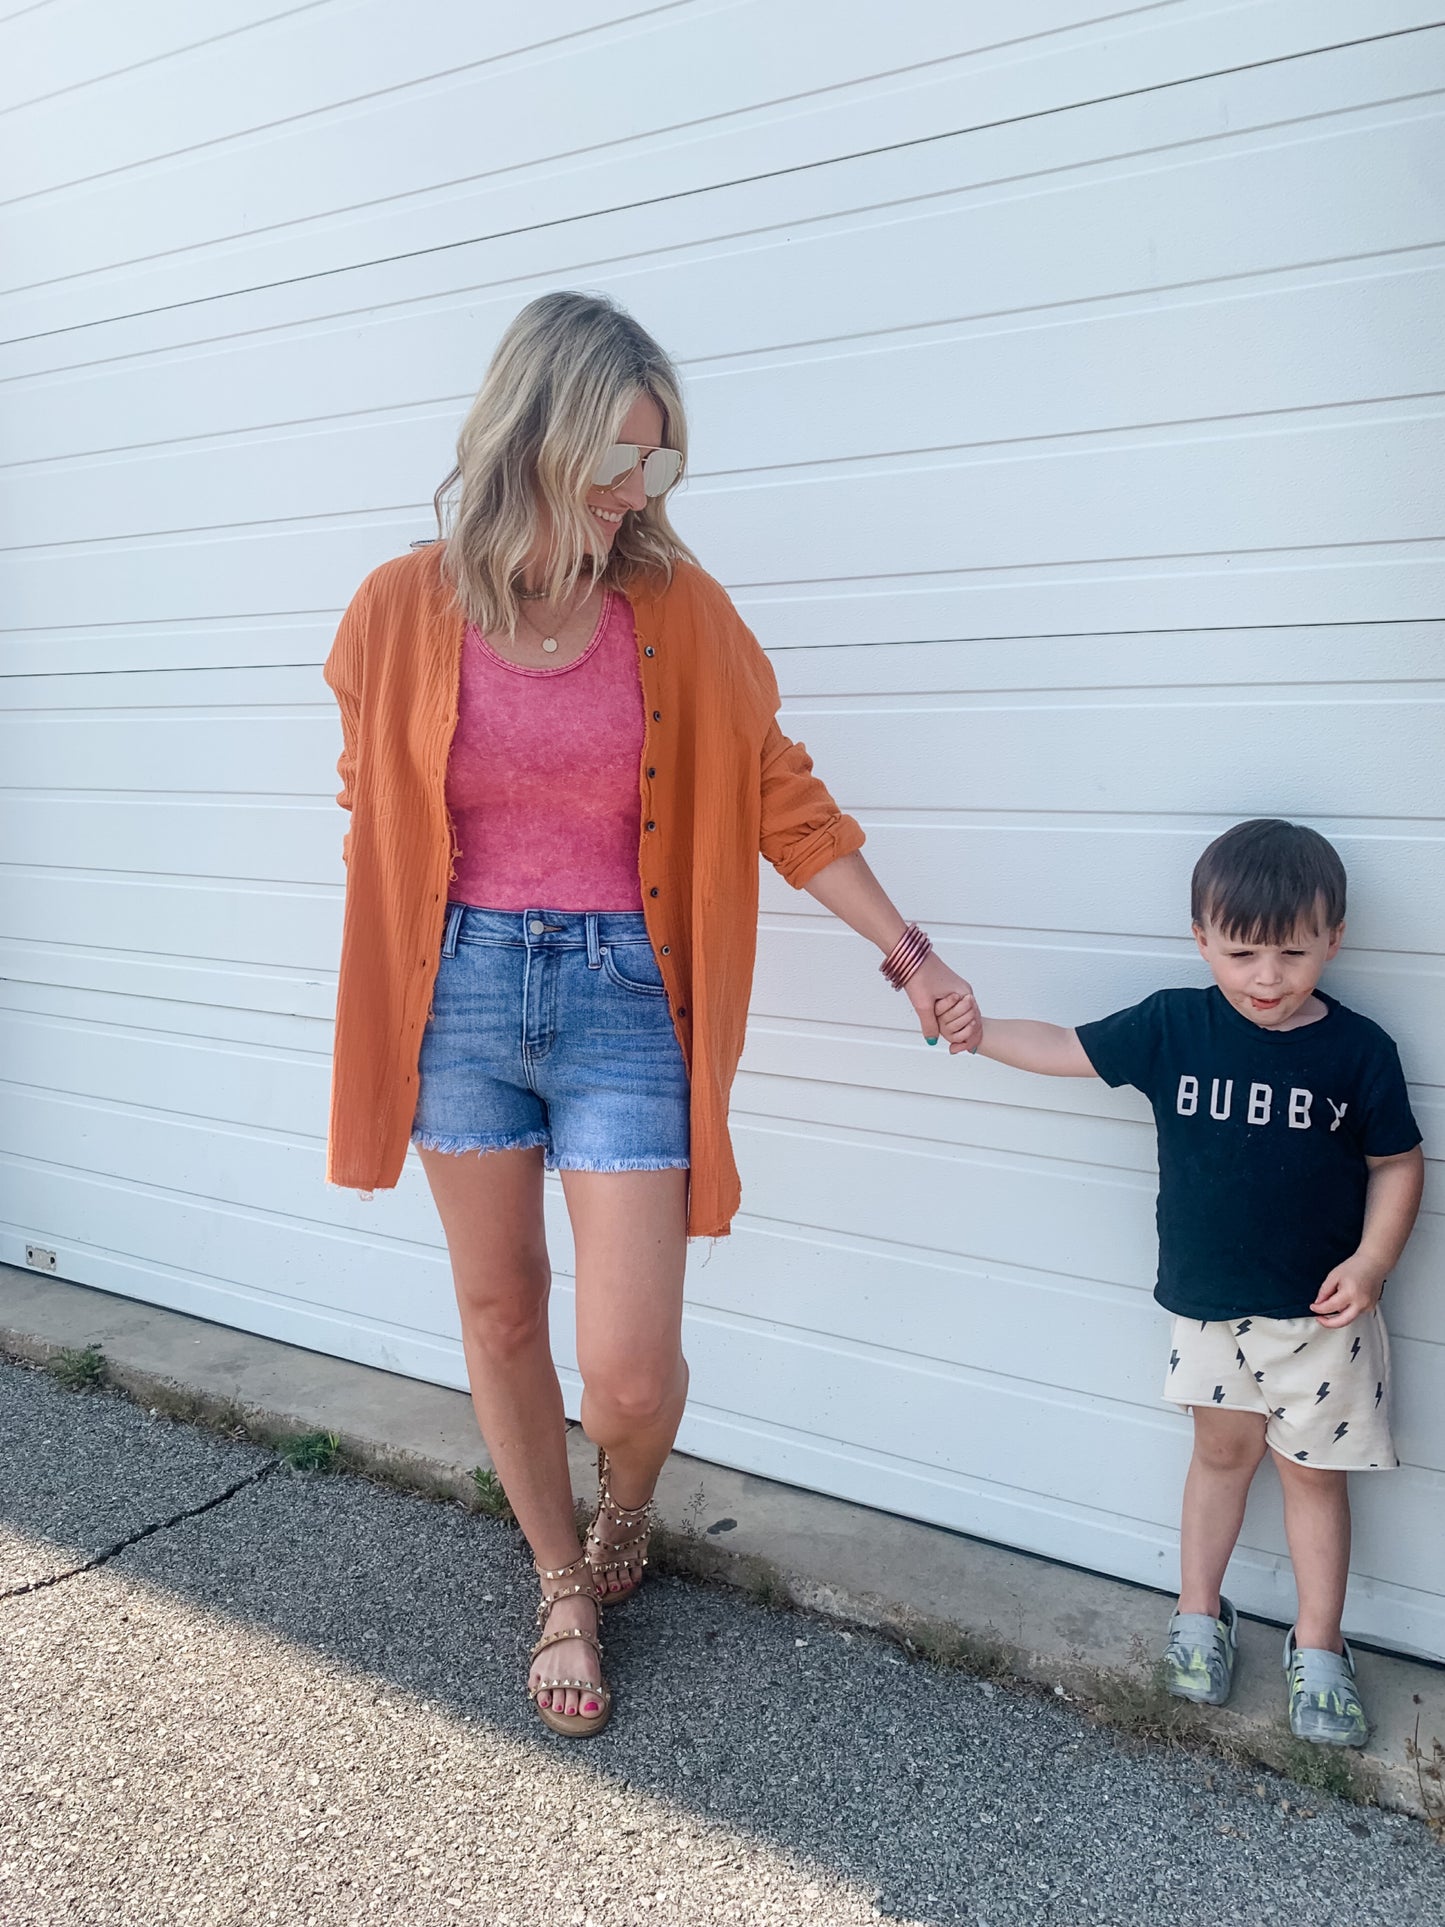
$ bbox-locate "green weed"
[50,1344,105,1391]
[470,1466,517,1524]
[738,1555,789,1611]
[677,1483,707,1543]
[904,1620,1015,1684]
[1085,1640,1201,1745]
[276,1429,340,1474]
[1405,1700,1445,1841]
[1277,1736,1363,1803]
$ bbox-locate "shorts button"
[529,919,545,935]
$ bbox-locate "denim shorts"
[411,906,690,1172]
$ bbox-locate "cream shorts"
[1164,1307,1397,1470]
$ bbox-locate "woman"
[324,291,981,1738]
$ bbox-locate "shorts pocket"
[601,940,667,997]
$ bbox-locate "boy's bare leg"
[1274,1456,1351,1652]
[1178,1408,1268,1616]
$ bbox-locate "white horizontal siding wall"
[2,1,1442,1657]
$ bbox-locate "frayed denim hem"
[544,1155,691,1174]
[411,1130,551,1158]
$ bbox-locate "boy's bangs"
[1201,896,1327,948]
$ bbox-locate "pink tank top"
[446,590,645,912]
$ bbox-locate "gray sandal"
[1284,1627,1368,1747]
[1163,1596,1238,1705]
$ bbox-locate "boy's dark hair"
[1191,819,1346,943]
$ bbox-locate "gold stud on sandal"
[585,1447,655,1606]
[528,1554,611,1738]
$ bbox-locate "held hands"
[1311,1258,1385,1329]
[901,953,982,1054]
[934,988,981,1055]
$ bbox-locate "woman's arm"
[748,641,978,1049]
[756,719,866,888]
[801,850,982,1052]
[322,579,372,820]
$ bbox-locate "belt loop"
[585,914,602,970]
[440,902,464,959]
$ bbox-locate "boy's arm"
[939,1001,1098,1076]
[1311,1145,1426,1328]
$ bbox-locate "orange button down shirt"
[323,544,864,1237]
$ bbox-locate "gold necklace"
[514,586,592,655]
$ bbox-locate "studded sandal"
[584,1446,655,1606]
[528,1554,611,1739]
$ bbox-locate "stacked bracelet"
[879,922,933,990]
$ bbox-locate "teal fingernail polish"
[926,1037,938,1046]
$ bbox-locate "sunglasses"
[591,443,684,496]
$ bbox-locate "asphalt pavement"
[1,1360,1441,1927]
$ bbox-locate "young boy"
[938,819,1424,1744]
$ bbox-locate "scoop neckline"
[470,590,613,678]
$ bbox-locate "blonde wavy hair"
[434,290,695,636]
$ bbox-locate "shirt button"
[645,820,656,832]
[646,767,656,779]
[652,710,662,721]
[529,919,545,935]
[645,646,656,657]
[677,1005,687,1018]
[661,945,671,955]
[649,887,659,898]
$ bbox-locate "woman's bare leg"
[563,1167,689,1593]
[419,1145,601,1718]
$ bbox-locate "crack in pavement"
[0,1460,280,1603]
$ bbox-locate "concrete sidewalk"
[2,1264,1442,1826]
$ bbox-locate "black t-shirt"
[1076,988,1420,1321]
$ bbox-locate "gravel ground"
[1,1363,1441,1927]
[0,1362,270,1590]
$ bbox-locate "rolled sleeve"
[758,720,866,888]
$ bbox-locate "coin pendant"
[541,637,559,654]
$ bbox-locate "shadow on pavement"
[2,1361,1441,1927]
